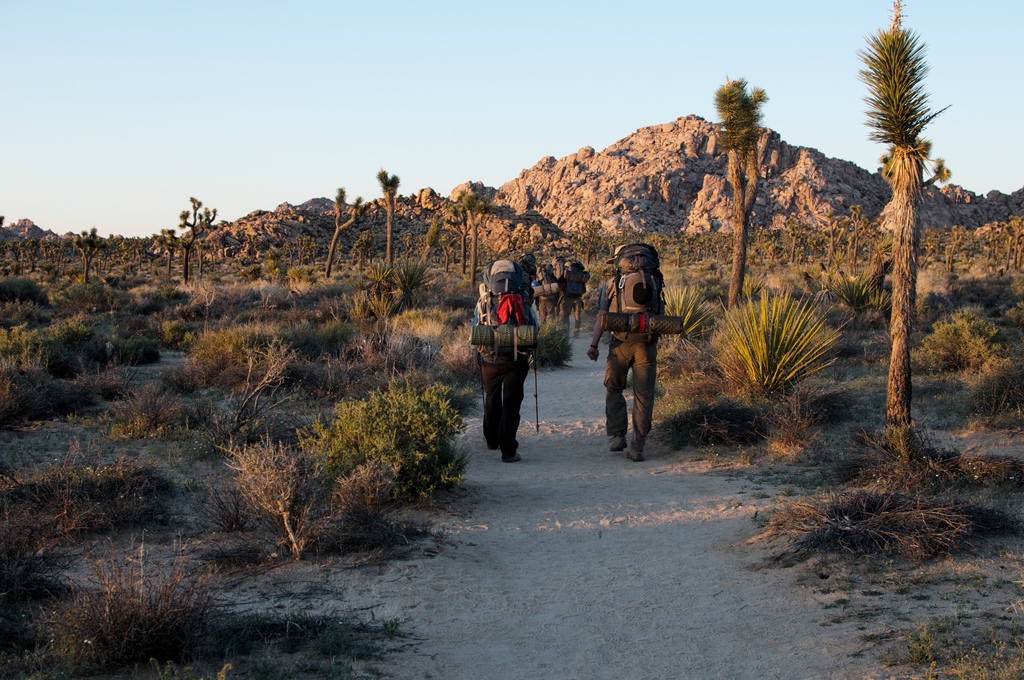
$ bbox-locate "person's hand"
[587,345,599,362]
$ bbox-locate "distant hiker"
[551,255,569,330]
[586,243,665,462]
[532,261,561,324]
[472,259,539,463]
[561,259,590,337]
[519,253,538,305]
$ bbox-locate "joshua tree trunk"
[885,155,922,426]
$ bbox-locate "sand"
[323,334,924,680]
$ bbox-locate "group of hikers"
[471,243,666,464]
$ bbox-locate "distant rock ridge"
[0,219,66,242]
[10,115,1024,252]
[492,114,1024,236]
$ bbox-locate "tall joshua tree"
[714,78,768,308]
[179,197,217,284]
[325,187,366,278]
[376,169,400,265]
[859,0,949,427]
[459,191,494,288]
[73,228,106,284]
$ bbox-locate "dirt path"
[336,335,908,679]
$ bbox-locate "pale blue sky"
[3,0,1021,237]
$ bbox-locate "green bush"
[0,277,48,305]
[972,355,1024,420]
[916,309,1003,373]
[716,292,840,394]
[52,283,121,313]
[161,320,197,350]
[0,327,50,370]
[302,378,466,502]
[535,322,572,367]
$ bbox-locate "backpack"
[532,264,560,300]
[611,244,664,341]
[475,260,536,360]
[563,261,589,298]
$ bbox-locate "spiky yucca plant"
[719,292,839,394]
[663,286,715,338]
[859,1,948,425]
[392,259,432,311]
[827,272,876,314]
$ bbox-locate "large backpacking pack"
[472,260,536,360]
[532,264,560,300]
[563,261,590,298]
[609,243,665,341]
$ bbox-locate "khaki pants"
[604,338,658,453]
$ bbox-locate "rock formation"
[0,219,65,242]
[491,115,1024,238]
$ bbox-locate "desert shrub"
[835,427,1024,492]
[716,292,839,395]
[1006,300,1024,327]
[207,340,296,448]
[51,282,121,314]
[0,359,96,427]
[0,447,169,536]
[204,611,383,660]
[0,299,46,326]
[108,335,160,365]
[77,364,135,401]
[916,309,1004,372]
[766,490,1018,559]
[535,322,572,367]
[184,326,274,388]
[161,319,197,350]
[662,399,767,448]
[47,552,217,670]
[302,378,466,502]
[767,389,823,457]
[229,441,331,559]
[0,277,48,305]
[202,483,252,533]
[0,326,50,370]
[155,284,187,302]
[439,333,480,384]
[972,354,1024,421]
[109,384,184,439]
[289,320,355,359]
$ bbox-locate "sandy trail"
[336,335,900,679]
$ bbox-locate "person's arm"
[586,312,605,361]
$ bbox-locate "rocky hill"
[0,219,66,242]
[492,115,1024,237]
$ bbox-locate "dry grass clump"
[767,386,855,458]
[47,551,217,670]
[836,428,1024,492]
[0,445,169,536]
[77,363,136,401]
[109,383,185,439]
[662,399,768,448]
[971,354,1024,423]
[766,490,1018,559]
[202,482,251,534]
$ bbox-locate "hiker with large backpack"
[586,243,664,462]
[532,261,561,325]
[560,259,590,337]
[471,259,539,463]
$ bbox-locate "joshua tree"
[458,191,494,288]
[376,169,400,265]
[155,228,181,279]
[178,197,217,284]
[444,200,471,274]
[859,0,949,427]
[422,217,443,263]
[574,219,603,266]
[714,78,768,308]
[351,230,374,270]
[326,187,366,278]
[73,228,106,284]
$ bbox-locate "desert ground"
[289,333,1021,680]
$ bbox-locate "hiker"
[586,243,664,462]
[518,253,538,305]
[532,261,561,324]
[472,259,539,463]
[561,259,590,337]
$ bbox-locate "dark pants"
[481,358,531,458]
[605,339,658,453]
[536,297,559,325]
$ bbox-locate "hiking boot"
[627,450,645,462]
[609,435,627,452]
[502,453,522,463]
